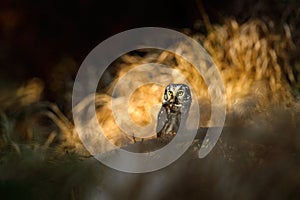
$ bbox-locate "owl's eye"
[177,91,183,96]
[168,91,173,96]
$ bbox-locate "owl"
[156,84,192,138]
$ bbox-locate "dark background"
[0,0,287,83]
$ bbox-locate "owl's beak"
[170,96,177,103]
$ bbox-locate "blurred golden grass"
[0,78,88,159]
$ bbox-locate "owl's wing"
[156,106,167,134]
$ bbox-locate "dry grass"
[201,18,297,125]
[90,18,298,148]
[203,19,295,104]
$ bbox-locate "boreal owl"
[156,84,192,137]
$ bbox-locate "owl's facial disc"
[162,84,190,106]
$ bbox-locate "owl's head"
[162,84,191,106]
